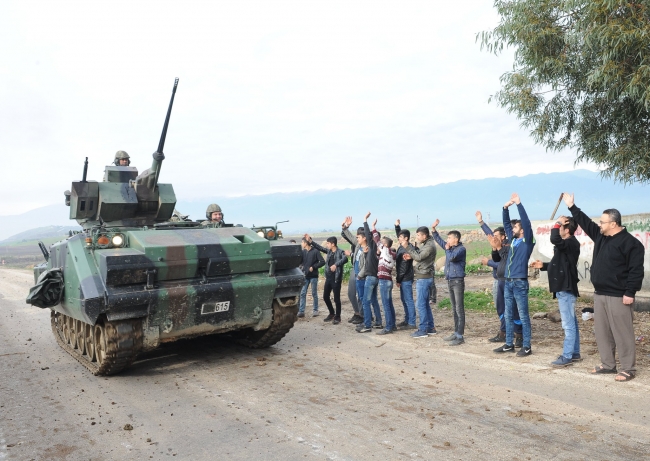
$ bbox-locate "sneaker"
[373,322,384,329]
[376,328,393,335]
[351,316,364,325]
[401,323,417,330]
[448,337,464,346]
[332,316,341,325]
[347,315,356,323]
[516,346,532,357]
[571,354,583,362]
[427,328,437,335]
[355,323,370,332]
[411,330,429,339]
[312,311,320,317]
[390,326,398,332]
[494,344,515,353]
[397,320,408,327]
[297,312,305,318]
[324,314,335,322]
[356,326,372,333]
[514,333,523,348]
[551,355,573,367]
[488,332,505,343]
[443,333,458,341]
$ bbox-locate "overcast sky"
[0,0,595,216]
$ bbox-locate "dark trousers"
[323,278,342,317]
[448,278,465,336]
[347,276,360,314]
[497,279,522,334]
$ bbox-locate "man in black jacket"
[394,220,416,329]
[298,238,325,318]
[306,235,349,324]
[563,193,645,382]
[530,216,581,367]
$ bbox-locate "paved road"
[1,268,649,460]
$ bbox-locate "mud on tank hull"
[28,227,305,375]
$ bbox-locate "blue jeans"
[362,276,382,328]
[497,280,522,334]
[415,278,435,333]
[299,278,318,313]
[399,280,416,326]
[379,279,396,330]
[504,279,532,348]
[356,278,366,316]
[556,291,580,359]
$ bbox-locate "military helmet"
[114,150,130,166]
[206,203,223,220]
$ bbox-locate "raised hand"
[344,216,353,228]
[395,219,400,226]
[431,219,440,231]
[511,192,521,205]
[372,218,378,229]
[304,233,312,242]
[364,211,371,221]
[475,211,483,222]
[562,192,574,208]
[557,215,569,226]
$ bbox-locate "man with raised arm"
[563,193,645,382]
[476,210,523,346]
[394,219,416,330]
[493,193,535,357]
[340,216,363,323]
[355,212,383,333]
[431,220,466,346]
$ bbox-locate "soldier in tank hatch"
[202,203,226,228]
[114,150,131,166]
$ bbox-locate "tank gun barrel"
[148,78,179,188]
[82,157,88,182]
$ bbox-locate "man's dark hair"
[398,229,410,239]
[289,239,296,243]
[382,236,393,248]
[510,219,521,227]
[301,237,310,246]
[356,226,365,236]
[602,208,622,226]
[326,236,337,246]
[564,217,578,235]
[448,230,461,240]
[416,226,430,236]
[493,226,505,236]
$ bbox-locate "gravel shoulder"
[1,268,649,461]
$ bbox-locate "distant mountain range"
[0,170,648,241]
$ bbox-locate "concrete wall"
[531,213,650,310]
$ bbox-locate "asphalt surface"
[1,268,649,461]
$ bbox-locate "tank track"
[234,297,298,348]
[51,311,143,376]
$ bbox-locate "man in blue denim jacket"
[494,193,535,357]
[431,220,466,346]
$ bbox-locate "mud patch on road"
[507,409,547,422]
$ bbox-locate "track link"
[51,311,143,376]
[234,297,298,348]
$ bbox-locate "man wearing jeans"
[341,216,362,323]
[372,219,397,335]
[431,220,466,346]
[494,193,535,357]
[356,212,383,333]
[298,238,325,317]
[564,193,645,382]
[394,221,416,330]
[530,216,581,367]
[401,226,437,338]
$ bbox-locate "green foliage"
[480,1,650,183]
[439,291,493,311]
[624,219,650,232]
[528,286,552,299]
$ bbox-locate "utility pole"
[416,215,419,228]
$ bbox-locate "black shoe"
[376,328,393,335]
[356,326,372,333]
[324,314,335,322]
[494,344,515,353]
[348,315,358,323]
[332,316,341,325]
[351,317,364,325]
[297,312,305,318]
[373,322,384,329]
[516,346,532,357]
[514,334,523,348]
[397,320,408,327]
[448,337,464,346]
[488,332,505,343]
[400,324,417,330]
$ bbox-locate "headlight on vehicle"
[266,230,276,239]
[257,231,265,238]
[111,234,124,247]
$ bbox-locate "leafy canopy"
[480,1,650,183]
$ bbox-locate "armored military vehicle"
[26,79,304,375]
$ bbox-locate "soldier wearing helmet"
[114,150,131,166]
[203,203,226,228]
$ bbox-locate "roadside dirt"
[1,268,649,461]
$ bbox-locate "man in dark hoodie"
[298,237,325,318]
[563,193,645,382]
[306,235,348,325]
[394,220,416,329]
[530,216,581,368]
